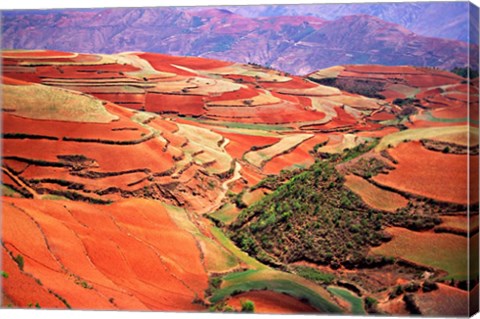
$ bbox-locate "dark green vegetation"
[309,77,386,99]
[228,141,441,269]
[230,158,387,268]
[327,286,366,314]
[451,67,479,79]
[13,254,24,271]
[240,299,255,312]
[209,269,342,313]
[293,266,335,284]
[339,139,379,163]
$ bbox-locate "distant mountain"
[220,2,475,43]
[1,7,475,74]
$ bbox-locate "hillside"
[2,7,475,74]
[1,50,478,316]
[223,2,476,43]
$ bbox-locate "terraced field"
[371,227,470,280]
[373,141,471,204]
[1,50,477,316]
[344,174,408,212]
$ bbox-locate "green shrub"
[13,254,24,271]
[240,299,255,313]
[294,266,335,284]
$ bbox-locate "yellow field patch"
[2,84,118,123]
[344,175,408,212]
[176,123,233,174]
[276,84,341,96]
[317,134,367,154]
[244,133,313,167]
[111,53,177,79]
[207,90,281,107]
[325,95,383,110]
[375,126,469,151]
[308,66,345,80]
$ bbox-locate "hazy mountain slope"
[222,2,473,42]
[1,7,474,74]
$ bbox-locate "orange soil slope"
[2,197,208,311]
[413,283,468,316]
[344,174,408,212]
[373,141,471,204]
[3,51,385,131]
[226,291,318,314]
[263,134,329,174]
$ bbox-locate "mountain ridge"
[2,7,475,75]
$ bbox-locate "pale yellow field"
[207,90,281,107]
[375,126,469,151]
[244,133,313,167]
[3,84,118,123]
[276,84,341,96]
[308,66,345,80]
[176,123,233,174]
[344,175,408,212]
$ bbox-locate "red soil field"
[404,119,465,129]
[140,53,232,70]
[217,131,280,159]
[341,66,463,88]
[402,74,461,88]
[90,93,145,108]
[425,95,464,109]
[2,76,33,85]
[416,87,444,99]
[3,134,174,174]
[379,90,406,100]
[2,170,18,186]
[264,76,318,90]
[148,117,178,132]
[222,74,257,83]
[269,92,310,105]
[5,54,101,65]
[413,283,468,316]
[2,50,76,58]
[356,126,399,138]
[3,105,150,141]
[302,106,357,130]
[2,198,208,310]
[2,72,42,84]
[443,92,468,103]
[206,102,326,124]
[2,159,30,174]
[36,64,141,79]
[263,134,328,174]
[136,53,196,76]
[373,141,471,204]
[430,106,468,120]
[240,166,264,186]
[344,65,423,74]
[339,71,399,80]
[145,93,205,116]
[2,248,66,309]
[446,84,470,93]
[226,291,318,314]
[368,111,396,121]
[20,165,148,194]
[207,87,259,101]
[344,174,408,212]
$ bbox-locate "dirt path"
[2,167,40,199]
[199,161,242,216]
